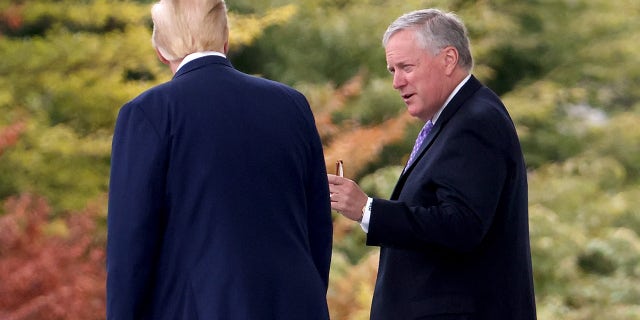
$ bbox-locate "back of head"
[151,0,228,61]
[383,8,473,72]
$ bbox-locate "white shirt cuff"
[360,197,373,233]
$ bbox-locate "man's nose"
[392,72,406,89]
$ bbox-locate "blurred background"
[1,0,639,319]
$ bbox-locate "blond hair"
[151,0,228,61]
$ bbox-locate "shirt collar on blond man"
[176,51,227,73]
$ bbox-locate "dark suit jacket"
[367,76,536,320]
[107,56,332,320]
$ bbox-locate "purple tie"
[407,120,433,166]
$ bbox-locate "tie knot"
[419,120,434,138]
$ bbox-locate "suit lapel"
[390,75,483,200]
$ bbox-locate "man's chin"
[406,105,421,118]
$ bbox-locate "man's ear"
[223,40,229,55]
[155,48,170,65]
[442,46,459,76]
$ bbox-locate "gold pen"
[335,160,344,177]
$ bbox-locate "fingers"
[327,176,368,222]
[328,175,356,200]
[328,174,355,197]
[328,174,348,200]
[327,174,344,185]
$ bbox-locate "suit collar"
[432,74,471,124]
[430,75,482,130]
[173,55,233,79]
[392,75,484,198]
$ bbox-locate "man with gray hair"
[107,0,332,318]
[328,8,537,319]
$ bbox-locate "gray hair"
[382,9,473,71]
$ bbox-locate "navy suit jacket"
[367,76,536,319]
[107,56,332,319]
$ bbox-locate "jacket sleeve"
[106,101,168,319]
[367,106,513,254]
[307,133,332,289]
[295,92,333,289]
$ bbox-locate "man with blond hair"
[106,0,332,319]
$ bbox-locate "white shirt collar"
[176,51,227,73]
[432,74,472,124]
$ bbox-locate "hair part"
[382,8,473,72]
[151,0,228,61]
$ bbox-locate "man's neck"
[173,51,227,74]
[169,60,182,74]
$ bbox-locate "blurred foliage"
[1,0,640,319]
[0,0,297,213]
[0,193,107,320]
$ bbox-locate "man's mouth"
[402,93,415,100]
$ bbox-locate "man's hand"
[327,174,368,222]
